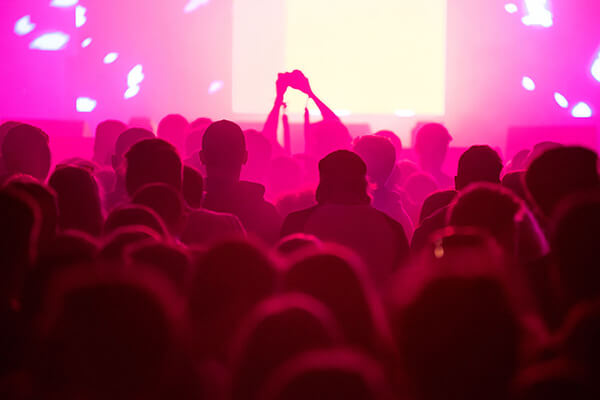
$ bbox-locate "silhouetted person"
[1,124,51,182]
[132,183,185,236]
[104,204,169,239]
[414,123,453,188]
[242,129,272,186]
[99,225,161,262]
[49,165,103,237]
[182,165,203,209]
[403,171,439,222]
[502,170,528,200]
[157,114,189,152]
[200,120,282,243]
[0,121,21,175]
[353,135,413,238]
[375,129,402,156]
[93,120,127,166]
[419,190,457,223]
[281,150,409,285]
[276,233,322,256]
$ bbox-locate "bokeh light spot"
[554,92,568,108]
[75,5,87,28]
[184,0,209,14]
[29,32,70,51]
[50,0,79,7]
[504,3,518,14]
[208,80,224,94]
[81,37,92,48]
[103,52,119,64]
[522,76,536,91]
[15,15,36,36]
[522,0,553,28]
[76,97,97,112]
[572,102,592,118]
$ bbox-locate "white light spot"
[394,109,416,118]
[572,102,593,118]
[522,76,536,91]
[124,86,140,99]
[184,0,209,13]
[554,92,568,108]
[208,80,224,94]
[333,110,352,117]
[76,97,97,112]
[15,15,36,36]
[50,0,79,7]
[504,3,518,14]
[29,32,70,51]
[522,0,553,28]
[75,5,87,28]
[592,52,600,83]
[125,65,144,99]
[81,37,92,48]
[103,52,119,64]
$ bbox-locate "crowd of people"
[1,71,600,400]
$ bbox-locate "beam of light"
[15,15,36,36]
[394,109,416,117]
[504,3,518,14]
[522,0,553,28]
[103,52,119,64]
[81,37,92,48]
[571,102,592,118]
[184,0,209,13]
[522,76,536,91]
[76,97,97,112]
[553,92,568,109]
[50,0,79,7]
[75,5,87,28]
[592,52,600,83]
[29,32,70,51]
[208,80,224,94]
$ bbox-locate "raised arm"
[262,75,287,144]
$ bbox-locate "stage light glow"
[333,110,352,117]
[81,37,92,48]
[572,102,592,118]
[394,109,416,117]
[592,53,600,82]
[504,3,518,14]
[208,80,224,94]
[127,64,145,87]
[50,0,79,7]
[522,0,553,28]
[124,86,140,99]
[15,16,36,36]
[184,0,209,13]
[554,92,568,108]
[75,5,87,28]
[76,97,97,112]
[103,52,119,64]
[29,32,70,51]
[522,76,536,91]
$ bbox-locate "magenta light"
[504,3,518,14]
[554,92,568,108]
[184,0,209,13]
[208,80,224,94]
[81,37,92,48]
[29,32,70,51]
[522,76,536,91]
[50,0,79,7]
[76,97,97,112]
[15,15,36,36]
[103,52,119,64]
[522,0,553,28]
[76,5,87,28]
[571,102,592,118]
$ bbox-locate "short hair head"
[316,150,369,205]
[200,120,247,170]
[125,138,182,196]
[353,135,396,185]
[2,124,51,181]
[456,145,503,191]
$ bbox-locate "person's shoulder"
[280,205,320,237]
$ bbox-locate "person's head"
[455,145,503,191]
[157,114,189,151]
[185,118,212,157]
[502,171,528,200]
[404,172,439,207]
[419,190,457,223]
[125,138,182,196]
[316,150,369,205]
[308,120,352,159]
[261,349,390,400]
[49,166,103,237]
[525,146,600,219]
[375,129,402,156]
[104,204,168,239]
[414,123,452,172]
[550,193,600,307]
[112,127,154,171]
[353,135,396,186]
[276,233,321,256]
[99,225,161,262]
[132,183,185,235]
[182,165,203,209]
[93,120,127,166]
[200,120,248,180]
[230,294,341,400]
[2,124,51,181]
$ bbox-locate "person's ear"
[242,150,248,165]
[199,150,206,165]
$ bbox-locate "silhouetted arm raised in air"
[262,75,287,144]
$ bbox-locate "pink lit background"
[1,0,599,159]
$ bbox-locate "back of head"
[2,124,51,181]
[112,127,154,170]
[125,138,182,196]
[414,123,452,171]
[276,233,321,256]
[404,172,439,205]
[99,225,160,262]
[157,114,189,151]
[308,120,352,159]
[261,349,389,400]
[455,145,503,190]
[420,190,457,223]
[201,120,247,173]
[353,135,396,185]
[104,204,168,239]
[49,166,103,237]
[525,146,600,218]
[127,241,191,292]
[375,130,402,155]
[316,150,369,205]
[550,193,600,305]
[94,120,127,166]
[231,294,341,400]
[132,183,184,235]
[182,165,203,209]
